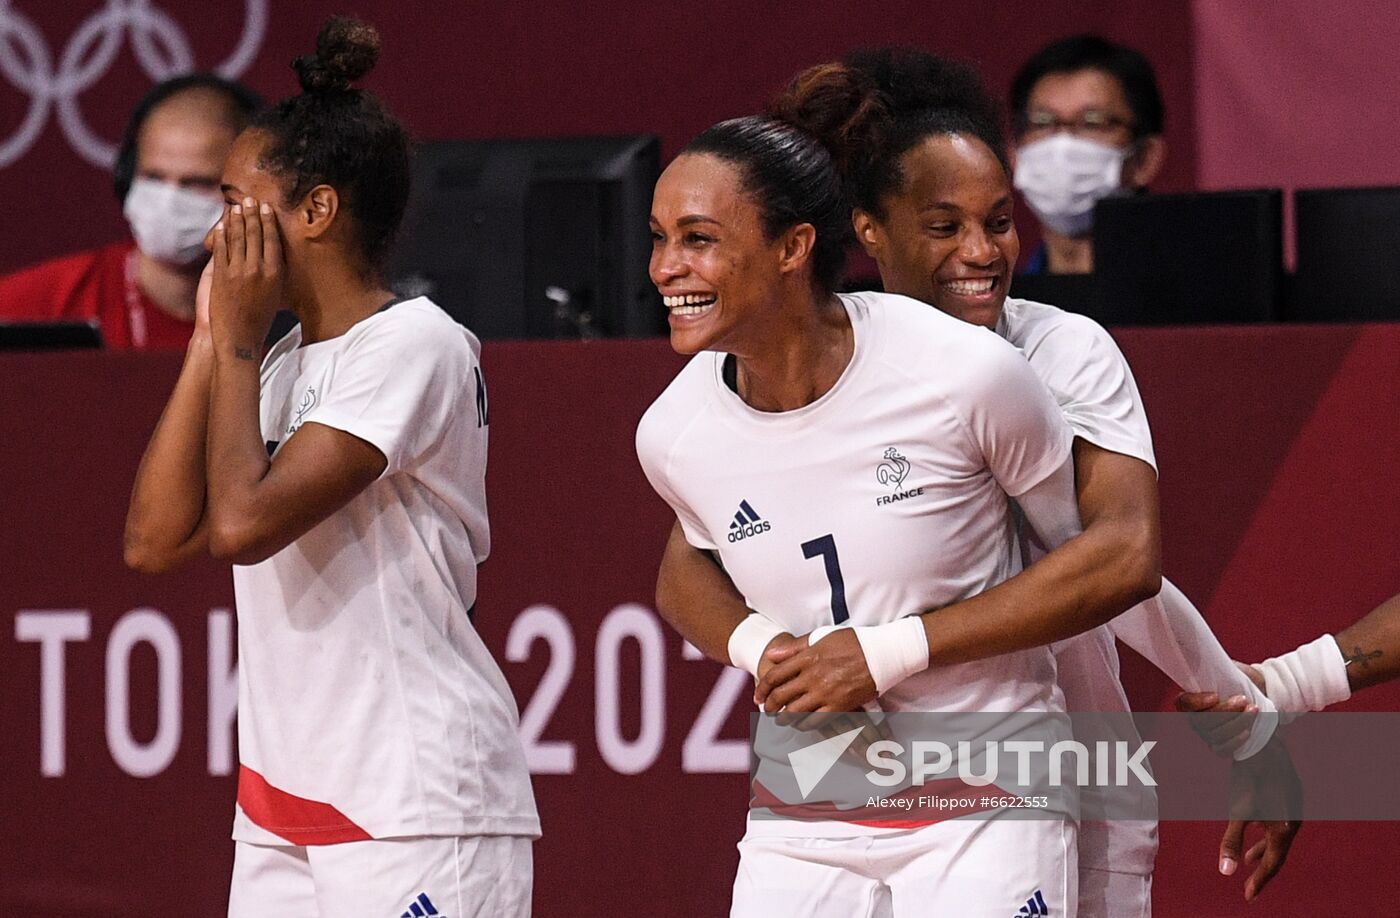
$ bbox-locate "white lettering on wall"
[505,604,579,774]
[14,609,91,777]
[595,603,666,775]
[105,609,181,778]
[207,608,237,776]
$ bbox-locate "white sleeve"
[1016,464,1280,759]
[1033,317,1157,472]
[1110,578,1277,759]
[635,410,718,551]
[961,338,1075,497]
[301,319,471,477]
[1012,455,1082,550]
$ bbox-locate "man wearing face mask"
[1010,34,1166,275]
[0,75,260,349]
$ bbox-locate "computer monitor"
[0,321,103,351]
[1291,186,1400,322]
[1094,189,1283,325]
[1009,273,1102,321]
[387,135,664,340]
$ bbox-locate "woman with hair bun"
[125,18,537,916]
[638,109,1097,912]
[654,48,1290,916]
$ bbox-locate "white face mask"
[123,177,224,266]
[1012,133,1129,237]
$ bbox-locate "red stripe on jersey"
[237,765,373,845]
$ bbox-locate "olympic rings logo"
[0,0,268,169]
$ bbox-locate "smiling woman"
[645,47,1285,918]
[849,130,1018,329]
[636,100,1098,915]
[648,115,851,385]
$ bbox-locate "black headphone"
[112,73,263,202]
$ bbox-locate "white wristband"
[852,617,930,695]
[728,613,786,679]
[1256,633,1352,718]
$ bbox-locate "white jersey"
[1001,297,1157,877]
[1000,298,1155,473]
[638,289,1071,705]
[231,297,539,846]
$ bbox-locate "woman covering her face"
[126,17,538,916]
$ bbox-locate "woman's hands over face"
[208,197,286,359]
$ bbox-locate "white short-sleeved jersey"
[638,290,1071,707]
[999,298,1155,472]
[231,297,539,846]
[1001,297,1157,877]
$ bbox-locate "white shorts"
[731,815,1076,918]
[227,835,533,918]
[1079,867,1150,918]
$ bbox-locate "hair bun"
[765,61,889,176]
[293,16,380,94]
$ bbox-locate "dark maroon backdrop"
[0,1,1198,275]
[3,324,1399,917]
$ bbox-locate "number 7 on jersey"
[801,534,849,625]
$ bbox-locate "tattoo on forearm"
[234,346,256,361]
[1343,645,1383,670]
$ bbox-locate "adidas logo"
[727,500,771,543]
[1015,889,1050,917]
[401,892,442,917]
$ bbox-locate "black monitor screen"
[388,135,663,340]
[1293,186,1400,322]
[1094,190,1282,325]
[0,321,103,351]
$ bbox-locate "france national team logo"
[285,386,319,437]
[875,447,922,507]
[876,446,909,488]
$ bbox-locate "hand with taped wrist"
[754,616,928,713]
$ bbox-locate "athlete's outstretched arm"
[1170,596,1400,904]
[1062,447,1278,754]
[933,443,1273,741]
[1180,593,1400,718]
[124,265,215,573]
[1112,577,1274,752]
[204,200,386,564]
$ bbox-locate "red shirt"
[0,241,196,350]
